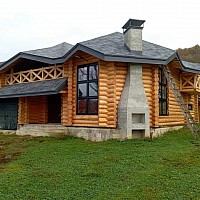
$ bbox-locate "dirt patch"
[0,152,21,164]
[0,134,33,167]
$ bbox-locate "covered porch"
[0,78,67,129]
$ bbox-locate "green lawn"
[1,128,200,200]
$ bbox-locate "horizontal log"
[98,110,108,114]
[72,119,98,125]
[116,69,127,77]
[107,116,115,121]
[73,115,98,120]
[99,86,108,91]
[72,123,99,127]
[158,122,185,126]
[99,92,108,97]
[116,88,123,92]
[98,113,108,118]
[99,82,108,87]
[98,123,108,127]
[99,95,108,102]
[99,118,108,123]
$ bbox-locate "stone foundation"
[151,126,183,137]
[16,124,121,141]
[66,127,121,141]
[0,130,16,135]
[16,124,67,137]
[14,124,183,141]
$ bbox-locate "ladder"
[162,65,200,139]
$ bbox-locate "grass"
[1,128,200,199]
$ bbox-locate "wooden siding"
[15,53,199,128]
[159,65,199,126]
[159,66,185,126]
[18,97,28,124]
[18,96,48,124]
[115,63,128,125]
[142,64,155,127]
[142,64,199,127]
[61,51,128,128]
[0,73,5,88]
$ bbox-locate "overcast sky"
[0,0,200,61]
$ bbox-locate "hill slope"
[178,44,200,63]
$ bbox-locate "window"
[77,63,98,115]
[159,67,168,116]
[188,104,193,110]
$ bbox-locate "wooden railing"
[180,73,200,93]
[5,65,64,85]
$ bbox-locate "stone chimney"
[122,19,145,52]
[117,19,150,139]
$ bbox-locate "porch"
[180,72,200,94]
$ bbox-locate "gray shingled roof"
[182,61,200,72]
[0,78,67,98]
[80,32,175,61]
[24,42,73,59]
[1,31,200,73]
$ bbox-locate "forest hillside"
[178,45,200,63]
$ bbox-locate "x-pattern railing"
[5,65,64,85]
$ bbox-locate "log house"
[0,19,200,140]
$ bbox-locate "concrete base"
[16,124,121,141]
[66,127,121,142]
[16,124,67,137]
[150,126,183,137]
[14,124,184,141]
[0,130,16,135]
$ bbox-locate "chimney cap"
[122,19,145,30]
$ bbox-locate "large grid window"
[159,67,168,116]
[77,63,98,115]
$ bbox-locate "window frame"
[159,67,168,116]
[76,62,98,115]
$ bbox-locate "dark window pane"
[78,67,87,81]
[78,83,87,97]
[162,101,167,115]
[159,67,168,116]
[159,101,162,115]
[159,70,162,83]
[78,99,87,114]
[159,85,161,98]
[188,104,193,110]
[77,63,98,115]
[88,99,98,114]
[89,82,98,96]
[89,65,98,80]
[162,86,167,99]
[162,74,167,84]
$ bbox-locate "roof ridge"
[80,32,121,43]
[24,42,73,53]
[143,40,175,51]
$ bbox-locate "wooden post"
[0,73,5,88]
[152,65,159,127]
[67,59,73,126]
[98,60,108,127]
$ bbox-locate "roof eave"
[0,52,66,71]
[175,52,200,74]
[0,43,179,71]
[62,43,175,65]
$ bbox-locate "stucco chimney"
[122,19,145,52]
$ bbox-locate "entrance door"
[48,94,61,123]
[0,98,18,130]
